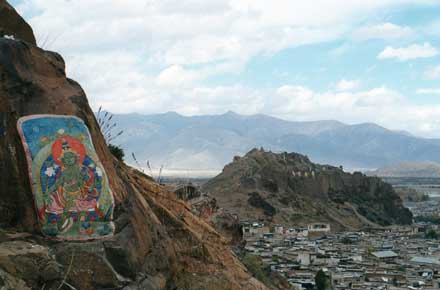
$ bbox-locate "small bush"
[315,269,332,290]
[425,229,439,240]
[108,144,124,161]
[241,254,271,286]
[247,192,276,216]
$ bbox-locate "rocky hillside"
[203,149,413,231]
[0,2,271,289]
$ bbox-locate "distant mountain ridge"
[367,161,440,178]
[108,111,440,173]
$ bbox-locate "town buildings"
[241,221,440,290]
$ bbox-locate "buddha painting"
[18,115,114,240]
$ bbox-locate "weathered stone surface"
[53,242,124,290]
[0,0,36,45]
[104,239,137,279]
[0,240,63,289]
[0,268,31,290]
[0,112,36,232]
[139,274,167,290]
[0,2,272,290]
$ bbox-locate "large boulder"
[0,0,36,45]
[0,2,270,290]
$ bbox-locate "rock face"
[0,2,270,290]
[203,149,413,231]
[0,0,36,45]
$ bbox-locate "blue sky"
[8,0,440,137]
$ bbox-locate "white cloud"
[336,79,360,91]
[330,43,352,56]
[378,43,439,61]
[272,85,403,120]
[12,0,440,137]
[156,61,243,87]
[269,85,440,137]
[21,0,361,67]
[156,65,202,87]
[352,22,414,41]
[416,88,440,94]
[17,1,438,70]
[424,65,440,79]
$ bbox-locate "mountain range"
[367,161,440,178]
[109,111,440,174]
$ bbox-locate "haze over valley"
[111,111,440,176]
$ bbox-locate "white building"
[308,223,331,233]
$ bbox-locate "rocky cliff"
[203,149,413,231]
[0,0,36,45]
[0,2,270,289]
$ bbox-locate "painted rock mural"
[17,115,114,240]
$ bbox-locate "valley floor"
[241,223,440,290]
